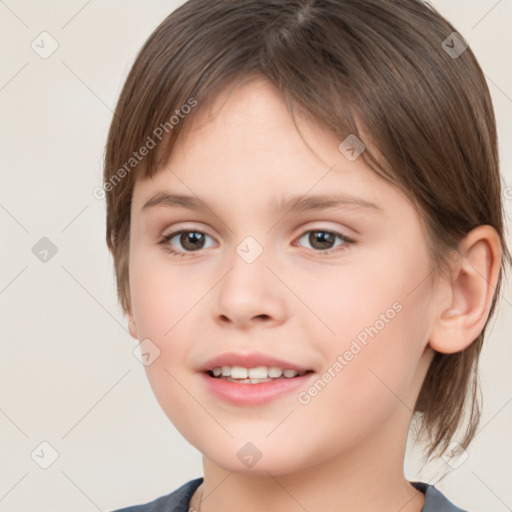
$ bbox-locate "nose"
[210,243,288,330]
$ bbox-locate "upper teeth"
[212,366,303,379]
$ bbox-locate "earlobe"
[127,310,139,340]
[429,225,502,354]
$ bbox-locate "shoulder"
[109,477,203,512]
[412,482,469,512]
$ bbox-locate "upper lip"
[200,351,312,373]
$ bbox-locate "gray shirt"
[111,478,468,512]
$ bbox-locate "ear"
[127,308,139,340]
[429,225,502,354]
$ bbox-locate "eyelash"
[158,228,355,258]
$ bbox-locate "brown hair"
[103,0,511,459]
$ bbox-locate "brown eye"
[308,231,335,250]
[161,230,214,253]
[296,229,353,254]
[179,232,206,251]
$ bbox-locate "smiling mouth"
[206,365,313,384]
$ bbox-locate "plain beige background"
[0,1,510,511]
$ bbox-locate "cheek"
[128,251,213,428]
[287,305,430,467]
[298,239,433,409]
[128,248,203,340]
[298,244,429,351]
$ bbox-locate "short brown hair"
[103,0,511,459]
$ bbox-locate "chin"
[199,437,322,478]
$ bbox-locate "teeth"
[268,367,283,378]
[225,376,273,384]
[248,366,268,378]
[210,365,305,380]
[230,366,248,379]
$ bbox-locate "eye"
[159,230,215,256]
[159,227,354,258]
[295,229,354,255]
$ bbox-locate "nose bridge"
[223,233,270,303]
[235,234,265,266]
[211,233,286,325]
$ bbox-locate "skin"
[126,76,502,512]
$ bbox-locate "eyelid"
[160,222,215,239]
[297,227,354,243]
[294,221,357,240]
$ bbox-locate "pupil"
[311,231,334,249]
[182,232,204,250]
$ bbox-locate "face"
[127,77,437,476]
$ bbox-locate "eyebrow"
[141,191,382,214]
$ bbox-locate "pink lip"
[199,351,315,406]
[200,351,310,373]
[200,372,314,406]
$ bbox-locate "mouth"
[206,365,312,384]
[199,352,315,405]
[200,351,314,382]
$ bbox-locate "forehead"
[131,76,411,219]
[174,76,318,156]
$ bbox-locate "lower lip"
[201,372,314,406]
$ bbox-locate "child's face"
[127,77,438,474]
